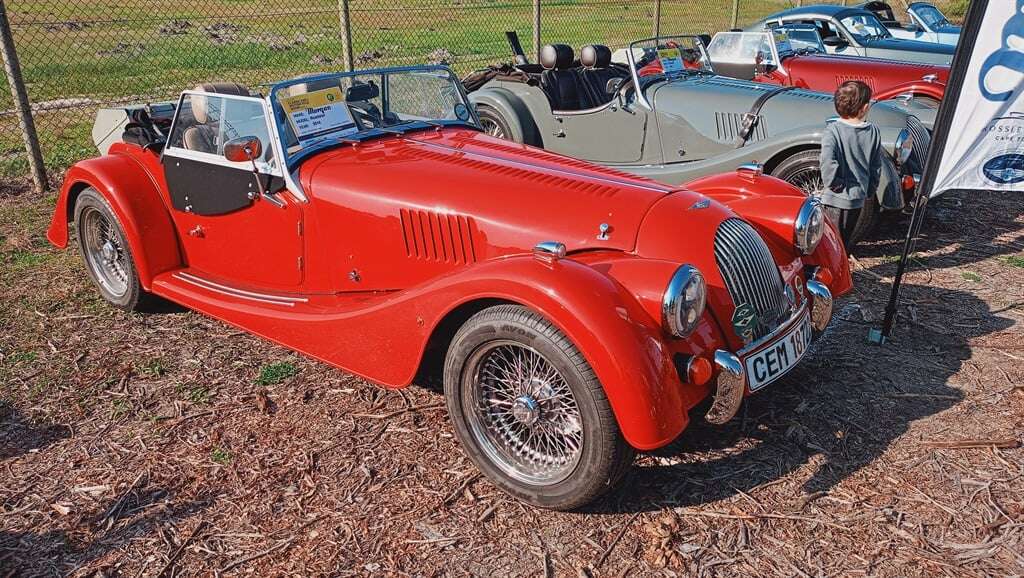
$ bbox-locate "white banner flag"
[932,1,1024,196]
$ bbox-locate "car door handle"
[553,129,565,138]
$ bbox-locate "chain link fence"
[1,0,963,186]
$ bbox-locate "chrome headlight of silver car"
[894,128,913,166]
[663,265,706,338]
[795,198,824,255]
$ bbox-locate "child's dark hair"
[833,80,873,118]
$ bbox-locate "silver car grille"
[906,115,931,174]
[713,219,789,341]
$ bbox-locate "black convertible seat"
[579,44,627,106]
[539,44,591,110]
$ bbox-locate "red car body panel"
[757,53,949,101]
[49,128,850,451]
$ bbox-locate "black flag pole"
[869,0,991,344]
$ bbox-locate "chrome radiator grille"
[714,219,789,341]
[906,115,931,174]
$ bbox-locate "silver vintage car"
[747,5,955,65]
[466,33,931,245]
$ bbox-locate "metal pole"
[730,0,740,29]
[533,0,541,62]
[653,0,661,38]
[0,0,46,192]
[338,0,354,72]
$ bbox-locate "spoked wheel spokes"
[479,116,506,139]
[464,340,583,485]
[81,206,129,298]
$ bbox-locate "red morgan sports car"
[48,66,851,509]
[706,25,948,122]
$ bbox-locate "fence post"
[532,0,541,62]
[0,0,46,192]
[338,0,354,72]
[730,0,740,29]
[652,0,662,37]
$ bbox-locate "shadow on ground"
[587,277,1013,514]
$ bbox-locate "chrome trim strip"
[173,272,309,306]
[738,302,808,357]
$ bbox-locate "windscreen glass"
[627,36,714,80]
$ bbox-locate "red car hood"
[300,129,695,255]
[784,53,949,91]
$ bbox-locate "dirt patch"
[1,184,1022,576]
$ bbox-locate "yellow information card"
[279,86,354,140]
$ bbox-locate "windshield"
[707,32,778,72]
[269,66,476,167]
[627,36,714,82]
[913,5,948,28]
[840,13,892,41]
[775,25,826,53]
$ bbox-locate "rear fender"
[428,255,687,450]
[48,151,182,289]
[470,86,543,146]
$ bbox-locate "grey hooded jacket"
[819,120,882,210]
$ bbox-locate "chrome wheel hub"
[81,207,129,298]
[461,341,583,485]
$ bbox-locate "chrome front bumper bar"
[704,280,833,425]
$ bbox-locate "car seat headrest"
[580,45,612,69]
[540,44,574,70]
[190,82,252,125]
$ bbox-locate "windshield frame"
[626,35,715,110]
[267,65,480,171]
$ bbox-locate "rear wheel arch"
[472,88,543,146]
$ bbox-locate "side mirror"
[606,77,624,95]
[822,36,848,48]
[224,136,262,163]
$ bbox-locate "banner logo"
[979,0,1024,102]
[983,153,1024,184]
[731,303,758,344]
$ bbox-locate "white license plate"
[744,312,812,392]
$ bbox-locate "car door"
[547,96,649,164]
[161,91,305,292]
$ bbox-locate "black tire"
[476,104,521,143]
[73,187,157,312]
[770,149,878,248]
[443,304,634,510]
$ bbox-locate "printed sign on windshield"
[279,87,355,141]
[657,47,685,76]
[772,30,793,53]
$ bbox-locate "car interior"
[497,42,631,112]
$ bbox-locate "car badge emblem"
[731,303,759,345]
[690,199,711,210]
[597,223,611,240]
[795,275,804,299]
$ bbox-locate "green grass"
[178,383,211,404]
[256,361,297,385]
[961,271,982,282]
[210,447,232,465]
[1,0,965,179]
[1000,255,1024,269]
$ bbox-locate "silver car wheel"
[80,206,129,298]
[461,340,583,485]
[479,116,507,139]
[785,165,825,195]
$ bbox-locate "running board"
[171,271,309,307]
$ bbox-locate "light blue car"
[860,2,961,47]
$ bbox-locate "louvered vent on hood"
[400,209,478,264]
[715,112,768,142]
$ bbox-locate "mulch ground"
[1,178,1022,577]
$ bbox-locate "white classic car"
[860,1,961,47]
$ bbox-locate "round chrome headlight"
[795,198,824,255]
[894,128,913,166]
[663,265,706,338]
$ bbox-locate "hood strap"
[735,85,799,149]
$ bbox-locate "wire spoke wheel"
[80,206,129,298]
[461,340,583,485]
[478,116,506,139]
[785,165,825,196]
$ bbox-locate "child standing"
[819,80,883,248]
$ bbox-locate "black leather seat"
[540,44,589,111]
[579,44,626,107]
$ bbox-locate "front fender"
[425,256,687,451]
[48,151,182,289]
